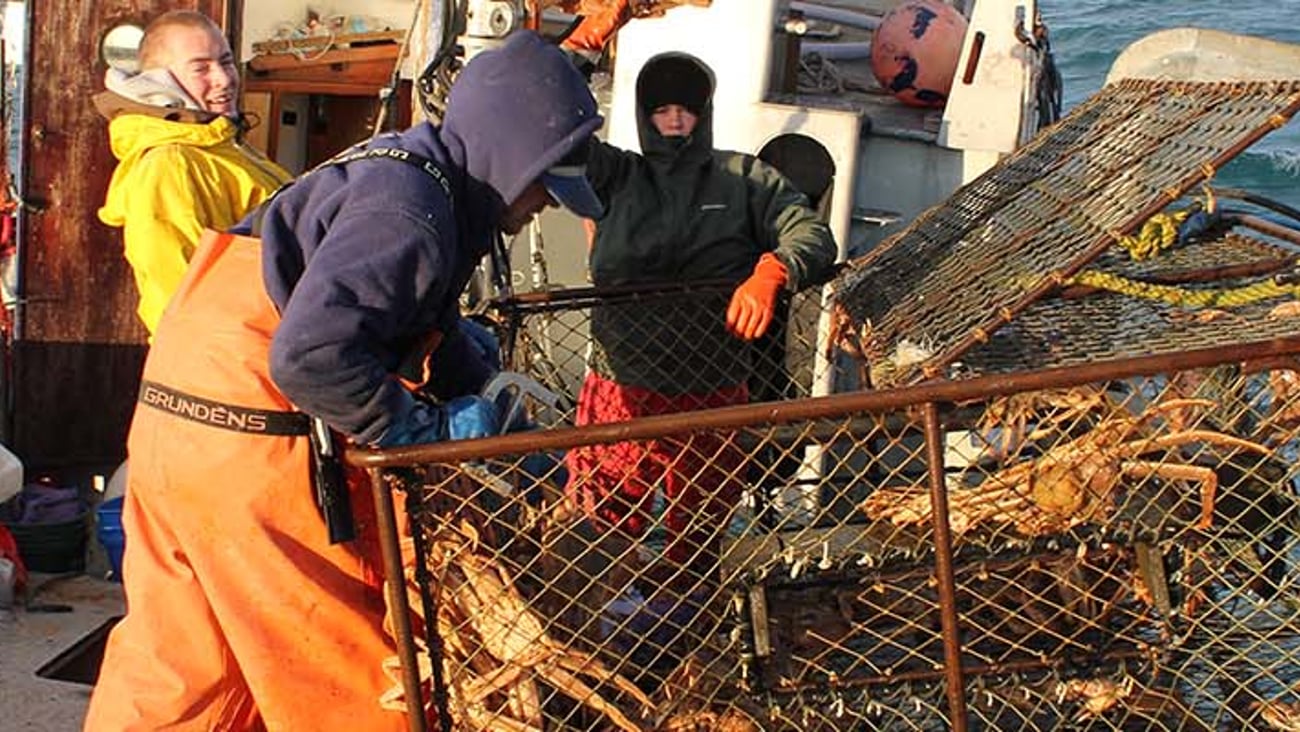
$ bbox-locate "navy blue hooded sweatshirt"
[238,31,603,444]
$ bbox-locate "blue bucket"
[96,497,125,582]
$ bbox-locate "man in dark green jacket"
[565,51,837,572]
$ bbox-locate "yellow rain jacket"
[99,113,289,334]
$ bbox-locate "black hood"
[635,52,715,167]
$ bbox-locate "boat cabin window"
[758,133,835,220]
[100,23,143,73]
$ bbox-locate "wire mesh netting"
[365,343,1300,731]
[494,281,842,420]
[830,78,1300,389]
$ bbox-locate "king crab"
[1006,398,1270,534]
[862,398,1272,537]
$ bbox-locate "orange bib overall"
[85,231,408,731]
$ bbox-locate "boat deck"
[1,566,124,727]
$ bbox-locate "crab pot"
[355,339,1300,731]
[351,74,1300,732]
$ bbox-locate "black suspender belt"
[187,142,452,545]
[138,380,311,436]
[138,380,353,544]
[250,144,453,236]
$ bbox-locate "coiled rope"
[1068,189,1300,307]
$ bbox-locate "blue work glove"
[1176,208,1225,245]
[377,395,501,447]
[490,387,539,434]
[446,395,500,440]
[459,317,502,370]
[425,318,502,401]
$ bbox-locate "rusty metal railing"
[351,334,1300,731]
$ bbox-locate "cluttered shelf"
[244,38,403,94]
[251,29,406,57]
[240,32,410,171]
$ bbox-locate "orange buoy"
[870,0,969,108]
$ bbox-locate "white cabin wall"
[606,2,776,151]
[850,136,963,256]
[938,0,1039,160]
[274,94,311,173]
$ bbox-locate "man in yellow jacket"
[94,10,289,335]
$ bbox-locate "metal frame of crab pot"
[351,335,1300,732]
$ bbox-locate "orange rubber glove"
[560,1,633,55]
[726,252,788,341]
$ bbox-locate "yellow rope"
[1113,210,1190,261]
[1111,188,1220,262]
[1064,189,1300,308]
[1070,269,1300,308]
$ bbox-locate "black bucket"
[0,486,89,574]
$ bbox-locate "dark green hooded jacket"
[584,52,837,395]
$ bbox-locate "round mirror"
[101,24,145,73]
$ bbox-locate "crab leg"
[555,654,656,709]
[1119,461,1223,529]
[538,662,648,732]
[1144,429,1270,456]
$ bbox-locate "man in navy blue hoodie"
[86,31,604,731]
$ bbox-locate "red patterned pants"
[564,372,748,564]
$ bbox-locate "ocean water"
[1045,0,1300,213]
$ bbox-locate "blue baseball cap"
[542,163,604,219]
